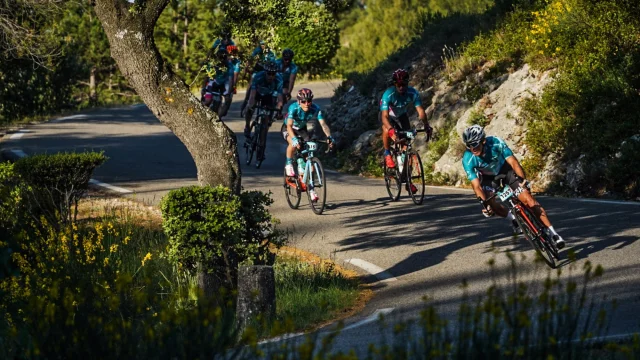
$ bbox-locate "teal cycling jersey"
[379,86,422,117]
[203,61,234,85]
[230,58,242,73]
[211,38,235,51]
[251,71,283,96]
[251,47,276,63]
[276,58,298,85]
[462,136,515,182]
[284,102,324,129]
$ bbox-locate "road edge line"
[344,258,397,282]
[341,308,395,331]
[89,179,133,194]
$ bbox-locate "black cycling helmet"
[462,125,486,149]
[282,48,294,60]
[263,60,278,73]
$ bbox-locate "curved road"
[2,80,640,354]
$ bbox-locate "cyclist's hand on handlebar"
[482,206,494,218]
[327,136,335,149]
[292,136,301,149]
[425,125,433,142]
[388,128,396,140]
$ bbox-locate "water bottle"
[297,158,306,174]
[397,154,404,173]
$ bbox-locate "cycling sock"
[384,149,391,156]
[286,158,293,165]
[507,212,515,221]
[547,226,558,236]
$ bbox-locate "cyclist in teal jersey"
[276,48,298,102]
[241,40,277,116]
[200,48,234,116]
[208,27,235,57]
[282,88,334,201]
[244,61,284,160]
[380,69,433,191]
[461,124,565,248]
[226,45,242,92]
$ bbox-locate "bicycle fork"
[301,160,322,190]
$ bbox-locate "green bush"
[12,152,107,225]
[160,186,286,287]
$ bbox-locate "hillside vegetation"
[331,0,640,199]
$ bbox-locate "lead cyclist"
[461,124,566,249]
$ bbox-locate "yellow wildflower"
[104,257,110,266]
[141,252,152,266]
[123,236,131,245]
[109,244,119,253]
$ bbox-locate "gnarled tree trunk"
[93,0,241,192]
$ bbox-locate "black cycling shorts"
[479,162,522,192]
[281,123,310,143]
[381,113,411,131]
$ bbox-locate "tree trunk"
[93,0,241,193]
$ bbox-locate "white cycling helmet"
[462,124,486,149]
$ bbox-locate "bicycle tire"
[406,151,425,205]
[283,169,301,209]
[517,207,556,268]
[384,156,401,201]
[307,157,327,215]
[245,122,256,165]
[525,206,560,260]
[255,116,267,169]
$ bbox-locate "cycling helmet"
[297,88,314,102]
[282,48,294,59]
[226,45,238,55]
[462,125,486,149]
[263,60,278,73]
[392,68,409,84]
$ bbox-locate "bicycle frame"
[299,142,322,188]
[490,181,548,245]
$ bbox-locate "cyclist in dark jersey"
[461,124,565,248]
[276,48,298,102]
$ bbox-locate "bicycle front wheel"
[406,151,425,205]
[307,157,327,215]
[526,206,560,260]
[384,158,401,201]
[518,207,556,268]
[283,169,301,209]
[245,122,256,165]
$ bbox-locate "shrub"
[0,162,22,237]
[160,186,286,288]
[12,152,107,225]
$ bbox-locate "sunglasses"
[467,143,482,151]
[299,100,312,104]
[395,81,408,87]
[266,71,277,76]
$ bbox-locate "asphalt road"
[3,80,640,356]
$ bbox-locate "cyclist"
[380,69,433,192]
[201,48,234,116]
[241,40,277,115]
[461,124,565,248]
[282,88,334,202]
[226,45,242,99]
[243,61,284,161]
[209,26,235,57]
[276,48,298,102]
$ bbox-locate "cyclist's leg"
[257,95,273,159]
[504,167,552,228]
[398,114,411,152]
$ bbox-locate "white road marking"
[325,169,340,175]
[89,179,133,194]
[51,114,88,123]
[257,331,305,345]
[427,185,473,193]
[10,149,27,158]
[9,130,30,139]
[128,104,147,109]
[342,308,395,331]
[538,196,640,206]
[344,258,397,282]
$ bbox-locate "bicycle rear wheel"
[517,207,556,268]
[406,151,425,205]
[283,169,301,209]
[256,117,267,169]
[384,158,401,201]
[245,122,257,165]
[307,157,327,215]
[525,206,560,260]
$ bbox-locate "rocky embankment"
[325,58,582,192]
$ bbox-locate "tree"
[92,0,241,193]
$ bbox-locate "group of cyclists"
[199,29,566,250]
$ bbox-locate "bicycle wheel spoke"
[407,152,425,205]
[307,157,327,215]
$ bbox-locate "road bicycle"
[283,138,331,215]
[244,104,277,169]
[383,128,427,205]
[482,175,561,268]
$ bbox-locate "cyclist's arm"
[276,94,284,110]
[505,156,526,180]
[318,119,332,138]
[248,89,257,107]
[287,121,297,143]
[415,105,430,128]
[288,73,297,94]
[471,178,485,201]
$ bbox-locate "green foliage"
[12,152,107,225]
[275,2,340,74]
[467,108,489,127]
[333,0,495,75]
[0,163,23,239]
[160,186,286,283]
